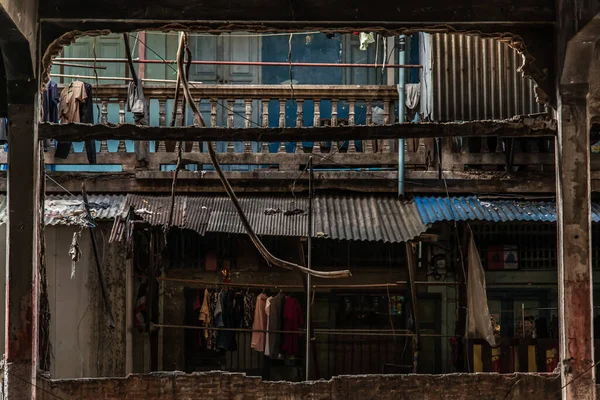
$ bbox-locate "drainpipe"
[397,35,407,198]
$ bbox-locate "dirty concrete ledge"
[38,371,560,400]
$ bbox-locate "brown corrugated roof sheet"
[115,194,427,243]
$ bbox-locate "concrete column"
[4,98,40,397]
[556,85,595,399]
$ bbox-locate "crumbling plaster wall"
[38,371,560,400]
[0,223,127,378]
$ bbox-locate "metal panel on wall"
[431,34,545,122]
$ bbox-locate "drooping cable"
[176,32,350,279]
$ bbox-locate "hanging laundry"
[214,289,224,328]
[266,292,285,359]
[243,291,257,328]
[56,80,87,159]
[79,82,96,164]
[405,83,421,110]
[233,291,245,329]
[359,32,375,51]
[134,279,159,333]
[127,78,147,123]
[207,291,218,351]
[281,296,304,357]
[43,80,60,123]
[217,289,237,351]
[0,118,7,145]
[134,281,148,332]
[43,80,59,152]
[68,231,82,279]
[193,290,202,316]
[251,293,268,352]
[264,296,273,356]
[199,289,212,339]
[193,290,204,346]
[127,77,149,165]
[59,80,87,123]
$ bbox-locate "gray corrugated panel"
[121,194,427,243]
[432,33,545,122]
[0,194,126,226]
[312,195,427,243]
[207,196,308,237]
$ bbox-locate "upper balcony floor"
[31,31,564,195]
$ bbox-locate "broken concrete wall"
[38,371,560,400]
[0,223,127,378]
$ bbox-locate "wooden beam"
[39,116,556,142]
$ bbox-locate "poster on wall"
[487,245,518,270]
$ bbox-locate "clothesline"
[152,323,450,338]
[135,275,457,289]
[53,62,107,70]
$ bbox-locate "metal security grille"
[469,222,600,270]
[470,222,557,270]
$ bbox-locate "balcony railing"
[30,84,560,181]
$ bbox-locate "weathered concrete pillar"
[4,101,39,399]
[556,27,598,398]
[556,87,595,400]
[1,36,40,400]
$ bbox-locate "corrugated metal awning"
[415,196,600,224]
[0,194,126,226]
[118,194,427,243]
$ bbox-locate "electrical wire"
[177,31,350,280]
[136,35,263,129]
[436,138,471,373]
[7,373,66,400]
[136,33,399,131]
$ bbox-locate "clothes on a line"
[193,287,304,359]
[43,79,97,164]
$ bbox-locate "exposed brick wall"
[39,371,560,400]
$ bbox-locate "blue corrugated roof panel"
[414,196,599,224]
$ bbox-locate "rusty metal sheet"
[117,194,427,243]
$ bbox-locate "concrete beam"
[38,116,557,142]
[0,170,553,194]
[0,0,38,74]
[38,0,555,24]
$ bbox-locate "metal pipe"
[52,62,107,69]
[306,156,314,381]
[53,57,422,69]
[398,35,407,198]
